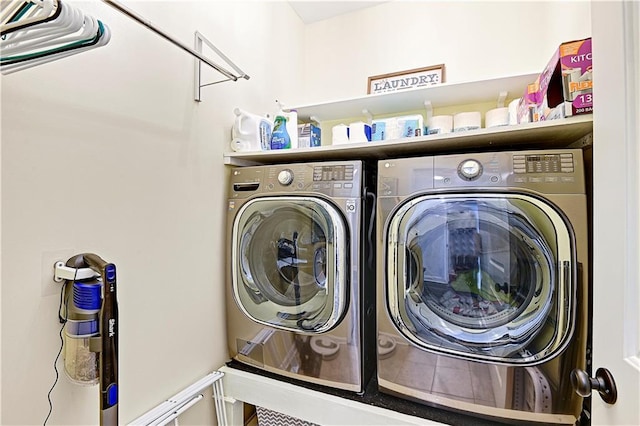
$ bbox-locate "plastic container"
[270,115,291,149]
[231,108,272,152]
[284,110,299,149]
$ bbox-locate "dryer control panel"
[430,149,585,195]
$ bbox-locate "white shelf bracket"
[362,109,373,124]
[497,91,508,108]
[194,31,249,102]
[423,100,433,123]
[309,115,321,123]
[100,1,249,103]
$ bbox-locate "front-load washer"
[377,149,589,424]
[226,160,375,393]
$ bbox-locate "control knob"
[277,169,294,186]
[458,159,483,180]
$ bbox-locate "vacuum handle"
[83,253,109,271]
[99,262,118,422]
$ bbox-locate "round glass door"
[232,196,348,333]
[386,193,575,364]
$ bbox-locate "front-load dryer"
[226,160,375,393]
[377,149,589,424]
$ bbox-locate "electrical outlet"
[41,249,77,297]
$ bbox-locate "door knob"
[570,368,618,404]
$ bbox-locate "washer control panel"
[229,161,362,198]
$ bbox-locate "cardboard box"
[517,38,592,123]
[543,37,592,119]
[298,123,321,147]
[517,82,544,124]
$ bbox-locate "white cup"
[348,121,372,143]
[485,107,510,128]
[453,111,482,132]
[332,124,350,145]
[508,98,520,125]
[427,115,453,135]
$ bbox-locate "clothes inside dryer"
[387,194,572,363]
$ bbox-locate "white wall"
[0,1,304,424]
[1,1,592,425]
[300,1,591,102]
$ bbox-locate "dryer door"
[385,193,575,364]
[232,196,348,333]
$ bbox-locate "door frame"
[591,1,640,424]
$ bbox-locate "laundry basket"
[255,406,318,426]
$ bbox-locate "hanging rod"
[101,0,249,98]
[193,30,249,102]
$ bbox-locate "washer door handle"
[571,367,618,404]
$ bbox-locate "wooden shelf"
[224,115,593,166]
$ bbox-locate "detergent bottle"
[270,115,291,150]
[231,108,272,152]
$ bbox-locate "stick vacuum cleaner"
[61,253,118,426]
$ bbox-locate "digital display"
[513,153,574,174]
[313,165,354,181]
[524,154,565,173]
[526,154,561,163]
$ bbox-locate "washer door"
[386,193,575,364]
[232,196,348,333]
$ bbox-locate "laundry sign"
[367,64,445,94]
